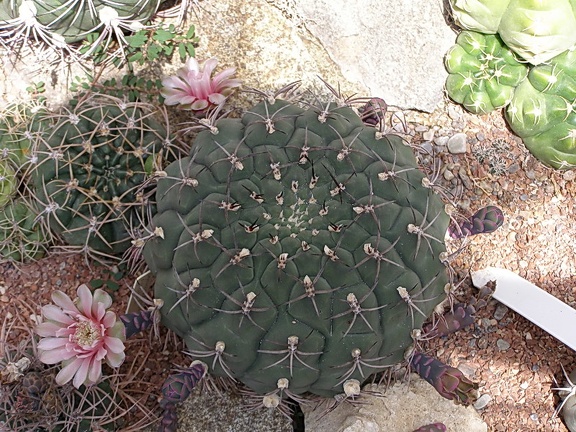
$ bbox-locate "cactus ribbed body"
[30,94,171,256]
[0,0,167,43]
[0,200,49,262]
[143,99,449,398]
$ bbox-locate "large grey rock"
[303,375,488,432]
[285,0,457,112]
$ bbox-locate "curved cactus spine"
[143,90,451,402]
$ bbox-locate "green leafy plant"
[83,23,199,69]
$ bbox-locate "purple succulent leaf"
[412,423,447,432]
[158,404,178,432]
[359,97,387,126]
[449,205,504,238]
[425,303,476,337]
[160,361,207,408]
[410,351,478,405]
[120,309,155,338]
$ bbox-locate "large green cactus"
[506,48,576,169]
[142,97,449,401]
[0,0,169,56]
[29,93,173,258]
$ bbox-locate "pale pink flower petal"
[160,57,241,112]
[51,290,80,315]
[72,357,91,388]
[36,283,126,389]
[41,304,75,325]
[36,321,68,337]
[76,284,94,318]
[55,357,83,386]
[106,350,125,368]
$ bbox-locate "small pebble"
[434,136,449,146]
[448,105,462,120]
[443,170,455,181]
[496,339,511,351]
[563,170,576,181]
[494,304,508,320]
[476,132,485,141]
[420,141,433,154]
[474,393,492,410]
[526,170,536,180]
[529,413,539,422]
[447,133,468,154]
[422,130,435,141]
[508,163,520,174]
[415,125,428,132]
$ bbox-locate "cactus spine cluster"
[0,0,170,57]
[143,95,450,401]
[28,93,174,259]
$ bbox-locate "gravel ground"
[1,94,576,431]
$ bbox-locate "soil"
[2,93,576,431]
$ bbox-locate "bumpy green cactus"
[506,48,576,169]
[142,96,450,401]
[0,0,170,58]
[0,198,50,263]
[29,93,173,259]
[0,160,17,208]
[445,31,528,114]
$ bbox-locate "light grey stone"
[496,339,511,351]
[303,375,487,432]
[286,0,456,112]
[447,133,468,154]
[143,384,292,432]
[474,393,492,410]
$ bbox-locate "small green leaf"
[90,279,105,289]
[153,28,175,43]
[113,271,124,281]
[178,43,187,61]
[186,25,196,39]
[164,44,174,56]
[126,32,148,48]
[185,43,196,57]
[106,280,120,291]
[128,52,143,63]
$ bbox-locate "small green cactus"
[0,198,50,263]
[445,31,528,114]
[142,94,450,402]
[28,93,174,260]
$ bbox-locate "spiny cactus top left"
[0,0,170,55]
[28,93,173,259]
[143,95,450,401]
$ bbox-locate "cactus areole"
[143,98,450,399]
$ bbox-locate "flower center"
[73,321,101,347]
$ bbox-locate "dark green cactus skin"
[0,0,169,43]
[30,95,169,256]
[0,199,48,263]
[143,99,449,398]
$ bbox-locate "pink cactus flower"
[160,57,241,111]
[35,284,126,388]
